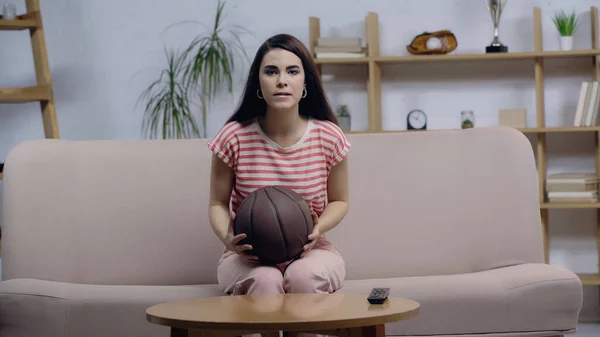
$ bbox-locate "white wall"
[0,0,599,319]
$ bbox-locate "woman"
[208,33,350,296]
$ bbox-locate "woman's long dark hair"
[226,34,338,125]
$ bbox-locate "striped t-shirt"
[207,117,351,216]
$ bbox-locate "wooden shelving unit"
[0,10,37,30]
[579,273,600,285]
[0,0,58,181]
[0,85,51,103]
[314,49,600,65]
[309,6,600,287]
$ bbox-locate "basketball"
[234,186,314,264]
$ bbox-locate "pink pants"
[217,237,346,296]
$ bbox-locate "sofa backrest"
[2,139,223,285]
[1,127,544,285]
[325,127,544,280]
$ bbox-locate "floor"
[575,323,600,337]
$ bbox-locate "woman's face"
[258,48,305,111]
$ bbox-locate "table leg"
[170,328,211,337]
[292,325,385,337]
[262,332,280,337]
[360,325,385,337]
[171,328,187,337]
[171,328,274,337]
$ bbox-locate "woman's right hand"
[225,212,259,262]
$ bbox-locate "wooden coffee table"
[146,293,420,337]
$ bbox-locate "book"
[315,46,364,53]
[315,52,367,58]
[585,81,600,126]
[574,82,590,126]
[573,81,600,126]
[546,173,598,202]
[547,173,598,183]
[548,190,598,203]
[314,36,366,59]
[317,37,361,47]
[547,182,598,192]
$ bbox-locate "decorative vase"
[338,116,351,131]
[2,4,16,20]
[559,36,573,51]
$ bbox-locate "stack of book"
[546,173,598,203]
[314,37,367,59]
[573,81,600,126]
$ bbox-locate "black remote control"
[367,287,390,304]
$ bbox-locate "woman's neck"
[260,106,306,137]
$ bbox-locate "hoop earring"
[257,89,264,99]
[302,88,307,98]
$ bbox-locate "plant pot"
[560,36,573,51]
[338,116,351,131]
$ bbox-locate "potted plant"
[137,0,250,139]
[552,10,579,51]
[336,104,351,131]
[461,110,475,129]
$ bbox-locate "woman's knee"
[234,266,285,295]
[283,250,345,293]
[283,266,325,293]
[217,253,286,295]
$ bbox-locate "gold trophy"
[486,0,508,53]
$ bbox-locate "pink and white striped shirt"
[208,118,351,216]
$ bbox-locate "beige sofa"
[0,127,582,337]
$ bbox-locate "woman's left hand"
[302,212,321,256]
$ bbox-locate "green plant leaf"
[137,0,250,139]
[553,10,579,36]
[336,104,350,117]
[137,47,201,139]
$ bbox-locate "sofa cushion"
[0,266,581,337]
[338,263,582,336]
[0,278,225,337]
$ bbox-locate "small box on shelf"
[499,109,526,128]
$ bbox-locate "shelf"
[540,202,600,209]
[313,49,600,65]
[374,49,600,64]
[344,126,600,135]
[519,126,600,133]
[314,57,369,64]
[0,12,38,31]
[577,273,600,285]
[538,49,600,59]
[0,85,51,103]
